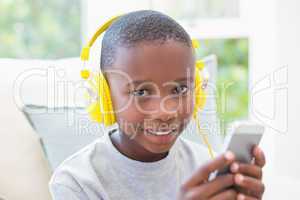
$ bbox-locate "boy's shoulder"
[177,136,209,153]
[49,134,108,189]
[176,136,211,163]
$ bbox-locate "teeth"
[154,131,171,135]
[147,129,174,135]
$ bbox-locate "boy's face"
[105,40,195,154]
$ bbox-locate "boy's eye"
[173,85,188,95]
[131,89,150,97]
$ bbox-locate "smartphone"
[209,121,265,180]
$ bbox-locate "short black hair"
[100,10,192,69]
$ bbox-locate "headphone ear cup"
[193,67,207,119]
[86,72,116,126]
[99,73,116,126]
[87,101,103,123]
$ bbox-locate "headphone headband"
[80,15,122,61]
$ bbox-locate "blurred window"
[0,0,81,59]
[149,0,239,19]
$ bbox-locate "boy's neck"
[109,129,169,162]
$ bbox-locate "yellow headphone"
[80,15,214,158]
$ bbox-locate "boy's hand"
[230,145,266,200]
[177,152,237,200]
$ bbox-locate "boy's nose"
[155,111,177,122]
[149,97,179,122]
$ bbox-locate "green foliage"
[196,39,249,133]
[0,0,81,59]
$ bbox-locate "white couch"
[0,58,87,199]
[0,59,56,200]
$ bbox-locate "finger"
[182,151,235,188]
[210,189,237,200]
[230,162,263,179]
[237,193,258,200]
[234,174,265,197]
[252,146,266,167]
[197,174,235,197]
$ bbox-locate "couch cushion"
[22,105,111,170]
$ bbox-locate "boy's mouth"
[142,127,178,145]
[144,127,177,136]
[144,128,177,136]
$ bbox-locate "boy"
[49,10,265,200]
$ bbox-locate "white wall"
[247,0,300,180]
[246,0,300,198]
[276,0,300,177]
[246,0,279,176]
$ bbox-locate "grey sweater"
[49,129,210,200]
